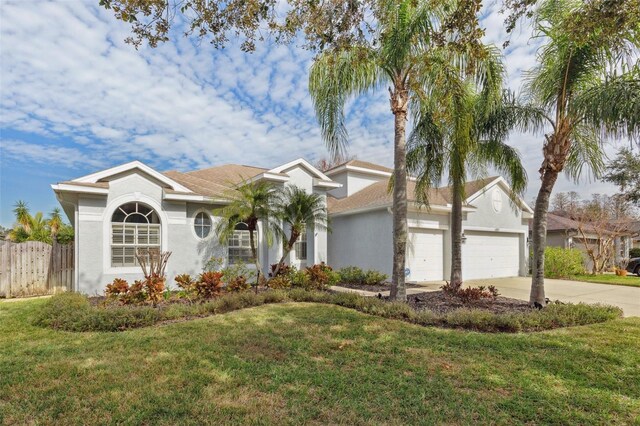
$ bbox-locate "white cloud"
[0,0,620,204]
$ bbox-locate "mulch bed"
[397,290,534,315]
[335,283,424,292]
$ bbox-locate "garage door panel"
[462,232,520,280]
[407,229,444,282]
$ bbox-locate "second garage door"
[462,231,521,280]
[406,229,444,282]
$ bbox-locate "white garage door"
[462,231,521,280]
[406,229,444,282]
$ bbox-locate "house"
[326,160,533,282]
[52,159,340,294]
[543,212,633,271]
[52,158,533,294]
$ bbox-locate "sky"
[0,0,626,227]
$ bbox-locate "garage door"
[406,229,444,282]
[462,231,520,280]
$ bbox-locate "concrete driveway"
[415,277,640,317]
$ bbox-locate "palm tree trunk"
[273,231,299,276]
[389,84,409,302]
[530,169,559,306]
[249,228,261,291]
[450,180,463,290]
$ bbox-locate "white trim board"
[72,160,193,193]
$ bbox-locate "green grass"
[570,273,640,288]
[1,298,639,424]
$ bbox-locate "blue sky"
[0,0,621,227]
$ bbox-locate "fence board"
[0,241,73,298]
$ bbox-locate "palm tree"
[521,0,640,305]
[272,185,329,276]
[7,201,53,243]
[214,180,280,283]
[407,45,527,290]
[309,0,447,301]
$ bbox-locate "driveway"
[414,277,640,317]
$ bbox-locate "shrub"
[267,275,291,289]
[221,262,256,286]
[629,248,640,259]
[269,263,292,277]
[338,266,366,284]
[544,247,585,278]
[441,282,500,302]
[305,263,336,290]
[226,275,251,293]
[175,274,196,292]
[144,274,165,304]
[105,278,129,296]
[363,270,388,285]
[195,271,225,299]
[289,269,310,288]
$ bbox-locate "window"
[295,226,307,260]
[194,212,212,239]
[228,222,253,264]
[111,202,160,267]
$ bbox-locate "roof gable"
[72,161,192,193]
[269,158,333,181]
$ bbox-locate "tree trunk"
[273,230,299,276]
[249,228,261,291]
[530,169,559,306]
[450,180,463,290]
[389,84,409,302]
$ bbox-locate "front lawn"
[570,273,640,288]
[1,299,639,424]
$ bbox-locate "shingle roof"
[162,164,287,198]
[438,177,499,204]
[328,179,451,214]
[328,175,502,215]
[326,159,393,174]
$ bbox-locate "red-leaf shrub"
[441,281,500,302]
[196,271,225,299]
[226,275,251,292]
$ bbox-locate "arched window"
[228,222,253,264]
[111,202,161,267]
[194,212,212,239]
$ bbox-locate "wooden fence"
[0,241,74,298]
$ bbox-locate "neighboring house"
[543,212,633,271]
[52,159,340,294]
[53,158,533,294]
[326,160,533,282]
[630,221,640,249]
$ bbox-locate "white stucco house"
[53,158,533,294]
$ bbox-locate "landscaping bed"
[402,290,533,315]
[34,289,623,333]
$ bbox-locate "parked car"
[626,258,640,276]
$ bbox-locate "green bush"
[544,247,585,278]
[36,289,622,333]
[338,266,387,285]
[629,248,640,259]
[338,266,366,284]
[363,270,388,285]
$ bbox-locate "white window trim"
[294,226,308,261]
[191,209,214,241]
[102,194,169,275]
[227,222,258,265]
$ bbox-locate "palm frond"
[308,46,381,160]
[564,123,606,182]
